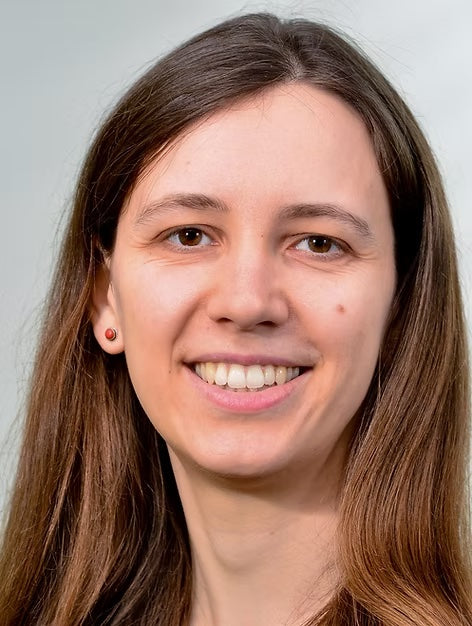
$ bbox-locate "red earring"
[105,327,117,341]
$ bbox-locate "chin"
[170,435,307,484]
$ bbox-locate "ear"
[90,262,124,355]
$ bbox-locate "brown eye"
[307,236,333,253]
[177,228,203,246]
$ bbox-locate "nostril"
[213,317,280,332]
[206,283,290,329]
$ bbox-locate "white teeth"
[193,361,304,389]
[275,366,287,385]
[246,365,265,389]
[263,365,275,386]
[227,364,246,388]
[214,363,228,386]
[206,362,216,384]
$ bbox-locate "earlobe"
[90,263,124,355]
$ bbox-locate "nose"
[205,246,290,330]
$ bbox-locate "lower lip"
[185,366,310,413]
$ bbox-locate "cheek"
[296,269,394,366]
[113,263,208,378]
[305,279,393,425]
[117,264,201,329]
[112,264,210,425]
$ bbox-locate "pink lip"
[187,353,310,367]
[185,365,310,413]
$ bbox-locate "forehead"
[125,83,388,227]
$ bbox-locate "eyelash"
[163,226,347,259]
[165,227,214,249]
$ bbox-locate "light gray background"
[1,0,471,512]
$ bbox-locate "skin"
[92,84,396,625]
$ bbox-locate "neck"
[169,451,344,626]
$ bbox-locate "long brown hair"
[0,13,470,625]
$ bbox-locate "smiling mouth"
[191,362,309,392]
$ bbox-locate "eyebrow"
[134,192,374,240]
[135,193,227,225]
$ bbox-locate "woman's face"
[93,84,396,479]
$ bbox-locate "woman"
[0,12,470,626]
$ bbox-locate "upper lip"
[186,352,315,367]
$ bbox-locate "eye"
[294,235,342,256]
[167,227,213,247]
